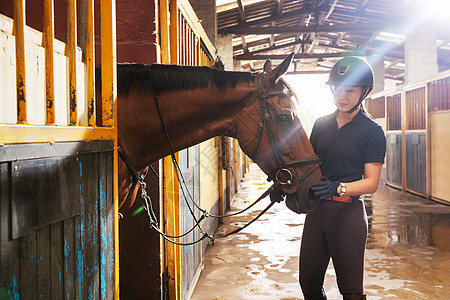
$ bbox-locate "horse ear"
[263,59,273,73]
[266,52,295,83]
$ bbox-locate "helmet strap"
[345,86,373,114]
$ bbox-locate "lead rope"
[151,88,285,242]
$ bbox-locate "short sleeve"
[364,125,386,164]
[309,119,321,153]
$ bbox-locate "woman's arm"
[338,163,383,196]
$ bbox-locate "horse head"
[234,53,322,214]
[112,54,321,214]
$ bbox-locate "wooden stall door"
[0,141,115,299]
[405,132,427,195]
[405,88,427,195]
[386,133,402,188]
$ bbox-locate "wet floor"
[191,163,450,299]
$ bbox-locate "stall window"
[406,87,426,130]
[428,77,450,112]
[366,96,385,119]
[387,94,401,130]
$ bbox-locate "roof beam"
[334,0,370,46]
[286,70,331,75]
[241,36,248,53]
[235,51,374,61]
[385,59,403,70]
[277,0,285,15]
[237,0,246,23]
[223,23,387,35]
[219,7,312,34]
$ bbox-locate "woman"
[299,57,386,300]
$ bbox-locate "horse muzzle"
[284,181,319,214]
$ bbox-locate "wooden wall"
[0,141,115,299]
[0,0,118,297]
[367,70,450,205]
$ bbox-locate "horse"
[98,53,322,215]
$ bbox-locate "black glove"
[311,177,340,200]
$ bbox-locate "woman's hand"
[311,177,340,199]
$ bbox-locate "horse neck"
[118,81,258,170]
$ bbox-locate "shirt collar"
[332,107,365,126]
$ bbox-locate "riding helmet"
[326,56,374,88]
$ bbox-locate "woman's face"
[332,86,362,113]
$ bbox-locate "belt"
[324,195,353,203]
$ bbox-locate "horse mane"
[109,63,255,95]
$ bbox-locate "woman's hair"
[361,102,373,118]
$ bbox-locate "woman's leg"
[323,199,368,296]
[300,204,331,299]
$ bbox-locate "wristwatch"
[339,182,347,196]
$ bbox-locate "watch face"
[341,184,347,193]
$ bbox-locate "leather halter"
[253,72,320,189]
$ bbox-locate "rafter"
[219,7,313,34]
[237,0,246,23]
[224,23,387,35]
[277,0,285,16]
[235,51,375,61]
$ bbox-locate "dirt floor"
[190,163,450,300]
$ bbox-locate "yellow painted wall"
[0,14,87,126]
[430,111,450,202]
[199,139,219,211]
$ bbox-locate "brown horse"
[108,53,321,214]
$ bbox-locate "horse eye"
[277,112,294,125]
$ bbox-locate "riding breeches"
[299,198,368,297]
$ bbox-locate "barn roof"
[216,0,450,83]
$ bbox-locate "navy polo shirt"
[310,108,386,183]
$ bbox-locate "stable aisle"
[191,163,450,299]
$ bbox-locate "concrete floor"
[191,163,450,300]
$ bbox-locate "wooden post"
[100,0,118,297]
[67,0,77,125]
[44,0,55,125]
[14,0,27,124]
[401,90,407,191]
[86,0,95,127]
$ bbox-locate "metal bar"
[67,0,78,125]
[14,0,26,124]
[44,0,55,125]
[86,0,95,127]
